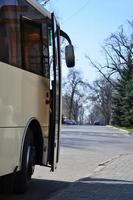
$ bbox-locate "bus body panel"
[0,61,50,129]
[0,61,50,176]
[0,127,24,176]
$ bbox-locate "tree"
[88,77,113,125]
[63,69,89,123]
[86,24,133,83]
[86,22,133,127]
[112,61,133,127]
[104,25,133,127]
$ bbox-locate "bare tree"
[87,105,102,125]
[88,77,113,125]
[103,26,133,78]
[86,22,133,125]
[86,23,133,82]
[63,69,89,123]
[85,55,115,88]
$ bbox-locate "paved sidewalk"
[48,153,133,200]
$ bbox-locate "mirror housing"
[65,45,75,68]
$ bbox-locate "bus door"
[49,13,61,171]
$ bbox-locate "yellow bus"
[0,0,75,193]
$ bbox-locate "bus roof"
[26,0,51,19]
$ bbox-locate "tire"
[0,173,14,194]
[14,129,36,194]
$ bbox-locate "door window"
[21,19,43,75]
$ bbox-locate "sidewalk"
[48,153,133,200]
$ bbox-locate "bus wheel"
[14,129,36,193]
[0,173,14,194]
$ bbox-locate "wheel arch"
[20,118,44,167]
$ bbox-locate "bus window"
[21,19,43,75]
[0,20,8,63]
[20,0,50,77]
[42,23,50,78]
[0,2,21,67]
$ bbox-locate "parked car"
[63,119,77,125]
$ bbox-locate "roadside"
[47,153,133,200]
[107,125,133,135]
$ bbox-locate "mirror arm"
[60,29,72,45]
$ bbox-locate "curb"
[106,125,133,135]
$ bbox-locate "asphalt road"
[1,125,133,200]
[61,125,133,152]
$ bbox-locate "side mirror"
[65,45,75,68]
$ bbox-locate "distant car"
[94,121,100,125]
[63,119,77,125]
[70,120,77,125]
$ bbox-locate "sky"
[45,0,133,83]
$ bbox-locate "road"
[1,125,133,199]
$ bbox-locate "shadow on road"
[1,177,133,200]
[66,177,133,200]
[0,178,70,200]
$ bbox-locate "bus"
[0,0,75,193]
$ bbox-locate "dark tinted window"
[21,19,42,75]
[0,0,21,67]
[19,0,50,77]
[0,18,9,63]
[0,0,50,77]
